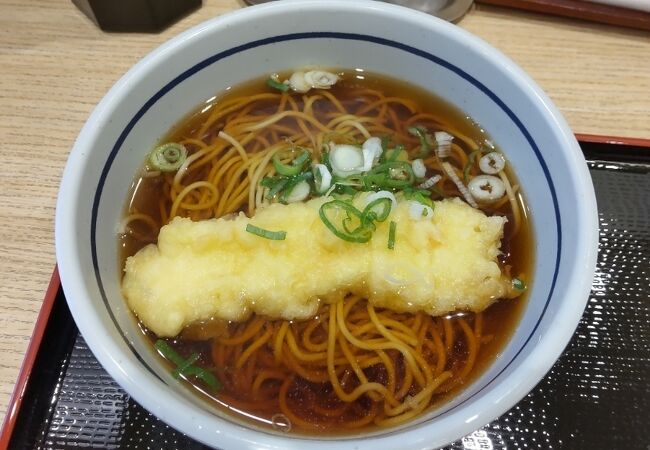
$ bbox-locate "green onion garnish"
[512,277,526,291]
[388,221,397,250]
[319,200,372,243]
[334,184,358,196]
[154,340,221,391]
[149,143,187,172]
[245,224,287,240]
[404,188,434,208]
[180,365,220,390]
[266,78,289,92]
[279,172,313,204]
[265,177,290,200]
[408,126,434,158]
[386,144,405,163]
[272,149,310,176]
[363,197,392,222]
[363,161,415,190]
[172,352,200,378]
[463,150,481,182]
[319,197,393,244]
[292,149,311,167]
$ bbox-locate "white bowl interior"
[56,1,598,449]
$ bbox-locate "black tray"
[6,140,650,450]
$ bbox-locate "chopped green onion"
[154,340,221,391]
[155,339,185,366]
[180,365,221,391]
[408,126,434,158]
[149,143,187,172]
[319,197,393,244]
[279,172,313,204]
[463,150,481,182]
[363,161,415,190]
[265,177,290,200]
[245,224,287,240]
[334,184,358,196]
[386,144,405,162]
[319,200,372,243]
[272,149,310,176]
[280,177,312,204]
[292,149,311,167]
[512,277,527,291]
[362,197,392,222]
[172,352,200,378]
[260,176,278,188]
[266,78,289,92]
[388,221,397,250]
[404,188,434,209]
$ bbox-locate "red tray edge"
[575,133,650,148]
[0,266,60,450]
[2,133,649,449]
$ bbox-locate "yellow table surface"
[1,0,649,425]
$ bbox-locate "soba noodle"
[120,70,530,433]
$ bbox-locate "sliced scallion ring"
[479,151,506,175]
[434,131,454,159]
[329,144,364,178]
[282,179,311,203]
[404,188,434,209]
[361,137,383,171]
[468,174,505,203]
[364,160,415,189]
[149,143,187,172]
[362,197,392,223]
[279,172,313,204]
[364,190,397,213]
[408,200,434,220]
[313,163,332,194]
[412,158,426,178]
[319,200,372,243]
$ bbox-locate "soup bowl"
[55,1,598,448]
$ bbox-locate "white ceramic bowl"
[55,1,598,448]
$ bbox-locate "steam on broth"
[119,69,532,434]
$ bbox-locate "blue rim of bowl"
[90,31,561,437]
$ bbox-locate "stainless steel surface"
[241,0,475,22]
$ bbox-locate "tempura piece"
[122,197,513,337]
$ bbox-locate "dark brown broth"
[120,70,533,434]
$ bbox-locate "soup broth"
[120,70,532,434]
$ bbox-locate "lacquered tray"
[2,137,649,450]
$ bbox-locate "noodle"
[121,71,530,433]
[208,295,480,429]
